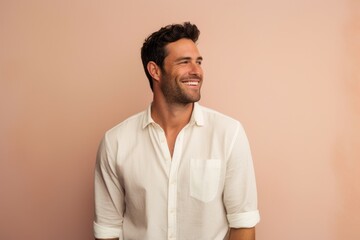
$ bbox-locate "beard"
[160,73,202,105]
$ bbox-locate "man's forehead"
[165,39,201,58]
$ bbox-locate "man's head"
[141,22,200,91]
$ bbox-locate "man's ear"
[147,61,161,83]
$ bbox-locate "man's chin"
[184,94,201,104]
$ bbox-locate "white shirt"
[94,103,260,240]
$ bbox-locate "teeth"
[184,81,199,86]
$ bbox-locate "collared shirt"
[94,103,260,240]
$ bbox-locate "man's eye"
[197,61,202,65]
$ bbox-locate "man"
[94,22,260,240]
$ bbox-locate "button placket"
[167,129,185,240]
[156,126,171,162]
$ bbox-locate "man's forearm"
[228,227,255,240]
[95,238,118,240]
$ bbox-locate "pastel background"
[1,0,359,239]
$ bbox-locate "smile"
[183,81,199,86]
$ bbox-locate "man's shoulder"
[199,105,240,127]
[105,109,146,137]
[198,104,247,142]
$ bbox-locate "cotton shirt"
[94,103,260,240]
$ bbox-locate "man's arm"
[95,239,119,240]
[223,124,260,238]
[94,137,124,239]
[228,227,255,240]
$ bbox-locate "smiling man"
[94,22,260,240]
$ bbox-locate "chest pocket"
[190,158,222,202]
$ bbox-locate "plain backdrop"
[1,0,359,239]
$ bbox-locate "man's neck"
[151,100,194,134]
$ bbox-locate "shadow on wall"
[334,1,360,239]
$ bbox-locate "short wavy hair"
[141,22,200,91]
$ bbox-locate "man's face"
[159,38,203,105]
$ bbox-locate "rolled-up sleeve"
[94,135,125,239]
[224,123,260,228]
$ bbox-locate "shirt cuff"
[227,210,260,228]
[93,221,123,239]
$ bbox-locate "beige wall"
[1,0,359,239]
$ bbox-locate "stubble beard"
[160,75,201,105]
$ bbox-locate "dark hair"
[141,22,200,91]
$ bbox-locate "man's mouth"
[181,76,201,87]
[183,81,199,86]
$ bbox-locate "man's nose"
[189,62,202,76]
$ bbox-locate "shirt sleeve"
[223,123,260,228]
[94,135,125,239]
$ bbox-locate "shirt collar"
[142,102,204,129]
[189,102,204,126]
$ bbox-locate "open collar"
[142,102,204,129]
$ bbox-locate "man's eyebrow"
[175,56,203,62]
